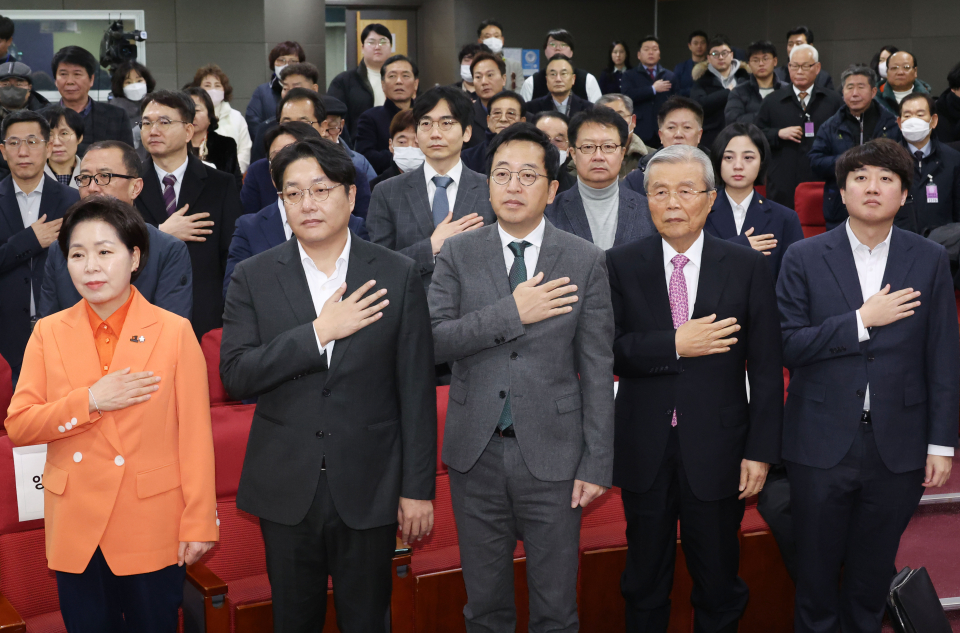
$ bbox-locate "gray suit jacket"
[429,220,615,486]
[545,184,656,248]
[366,164,496,290]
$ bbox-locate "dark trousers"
[56,546,185,633]
[448,434,582,633]
[620,427,748,633]
[756,464,798,582]
[260,471,397,633]
[787,423,925,633]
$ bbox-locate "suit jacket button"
[856,389,864,398]
[316,431,324,438]
[322,388,331,397]
[664,409,672,415]
[499,391,506,399]
[510,352,518,360]
[867,355,875,361]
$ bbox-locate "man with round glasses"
[39,140,192,320]
[546,107,655,249]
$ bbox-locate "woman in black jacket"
[598,41,631,95]
[185,87,243,189]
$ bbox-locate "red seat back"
[211,404,256,498]
[436,386,449,473]
[202,498,267,584]
[200,328,237,405]
[755,185,766,198]
[581,486,624,529]
[795,182,826,238]
[411,472,458,556]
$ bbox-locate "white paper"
[12,445,47,522]
[613,380,619,398]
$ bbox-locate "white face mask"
[123,81,147,101]
[878,61,888,79]
[274,64,287,77]
[393,146,425,172]
[900,117,931,143]
[460,64,473,83]
[206,88,225,107]
[482,37,504,55]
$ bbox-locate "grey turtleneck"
[578,178,619,250]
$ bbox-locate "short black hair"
[0,16,14,41]
[51,45,98,78]
[488,90,526,118]
[708,35,732,51]
[381,55,418,81]
[110,61,156,99]
[786,26,814,43]
[279,62,320,86]
[546,54,575,74]
[543,29,575,53]
[411,85,474,134]
[486,121,560,181]
[638,35,660,49]
[747,40,778,60]
[657,96,704,128]
[43,105,85,140]
[264,121,322,157]
[2,109,50,141]
[470,52,505,77]
[569,107,628,147]
[688,30,708,44]
[59,195,151,282]
[477,19,503,38]
[85,140,141,177]
[529,110,569,126]
[361,24,391,44]
[141,90,196,124]
[459,42,490,64]
[711,122,771,184]
[277,87,327,125]
[270,138,356,193]
[836,138,913,192]
[898,92,936,117]
[949,61,960,91]
[183,87,219,133]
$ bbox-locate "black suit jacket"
[0,175,79,377]
[135,154,243,338]
[607,232,783,501]
[201,131,243,190]
[895,138,960,235]
[620,65,678,144]
[221,236,436,529]
[72,99,134,155]
[525,93,593,118]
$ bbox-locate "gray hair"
[840,64,877,89]
[643,144,715,192]
[596,93,634,114]
[789,43,819,63]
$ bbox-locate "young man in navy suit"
[777,138,958,633]
[621,35,677,149]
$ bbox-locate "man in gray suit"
[367,86,495,291]
[546,107,656,248]
[429,123,615,633]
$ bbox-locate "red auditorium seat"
[0,353,12,427]
[795,182,827,238]
[755,185,766,198]
[436,386,449,473]
[200,328,237,406]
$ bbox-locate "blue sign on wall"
[522,49,539,76]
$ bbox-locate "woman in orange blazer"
[6,195,218,632]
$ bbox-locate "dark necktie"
[914,150,924,169]
[497,241,531,432]
[648,67,657,82]
[162,174,177,215]
[432,175,454,226]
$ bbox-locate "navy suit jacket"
[621,65,678,143]
[704,188,804,281]
[224,200,369,299]
[777,225,960,473]
[39,223,193,320]
[355,100,404,175]
[545,184,656,248]
[0,175,79,377]
[240,156,372,219]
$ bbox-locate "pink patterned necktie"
[669,254,690,427]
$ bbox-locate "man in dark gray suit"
[39,141,193,318]
[429,123,615,633]
[546,107,656,248]
[367,86,495,291]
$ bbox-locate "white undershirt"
[367,65,386,107]
[299,231,351,364]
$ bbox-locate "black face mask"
[0,86,28,109]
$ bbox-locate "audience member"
[108,61,155,147]
[608,144,783,633]
[691,35,750,149]
[0,110,79,378]
[370,109,420,189]
[41,106,83,190]
[50,46,133,153]
[520,29,602,103]
[895,93,960,235]
[454,43,489,99]
[532,110,577,193]
[725,40,782,127]
[245,41,304,136]
[328,24,392,139]
[355,55,419,174]
[870,45,899,86]
[468,52,507,146]
[134,90,242,338]
[810,65,901,228]
[184,87,242,189]
[318,94,377,181]
[525,55,592,117]
[546,107,655,248]
[0,16,14,65]
[248,62,322,164]
[190,65,252,172]
[599,40,632,95]
[622,96,707,195]
[878,51,931,114]
[40,140,193,319]
[935,61,960,144]
[673,30,708,97]
[777,138,957,633]
[461,90,524,173]
[596,94,650,176]
[755,43,843,210]
[774,26,835,90]
[367,86,494,291]
[621,35,677,148]
[476,19,523,91]
[0,62,47,117]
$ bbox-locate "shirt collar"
[85,286,138,336]
[793,84,814,99]
[845,218,892,253]
[277,200,290,230]
[498,217,546,250]
[424,159,463,186]
[297,230,352,275]
[907,140,932,157]
[554,95,571,108]
[154,156,189,185]
[13,174,44,196]
[61,97,92,117]
[725,188,754,211]
[662,230,705,269]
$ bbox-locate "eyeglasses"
[787,63,818,72]
[547,42,572,50]
[418,118,460,132]
[282,183,344,205]
[364,38,390,48]
[648,188,713,202]
[489,110,520,121]
[709,50,732,59]
[53,130,77,141]
[888,65,914,72]
[1,137,46,150]
[575,142,622,155]
[280,117,317,126]
[275,56,300,66]
[139,118,188,130]
[547,70,572,79]
[75,173,138,188]
[749,56,775,64]
[491,168,548,187]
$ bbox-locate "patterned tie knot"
[914,151,924,162]
[671,253,689,269]
[432,175,454,190]
[508,241,531,259]
[798,91,807,100]
[162,174,177,187]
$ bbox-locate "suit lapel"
[635,237,674,331]
[535,221,563,280]
[261,201,287,247]
[879,227,916,293]
[822,227,867,312]
[176,155,207,211]
[275,239,319,326]
[562,187,593,242]
[138,161,170,225]
[326,239,378,376]
[109,291,163,376]
[483,224,511,299]
[39,176,65,220]
[0,178,24,234]
[742,193,772,234]
[453,169,482,220]
[707,191,738,238]
[613,190,634,246]
[691,233,730,319]
[404,167,435,238]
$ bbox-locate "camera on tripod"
[99,20,147,73]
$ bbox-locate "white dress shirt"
[278,204,293,241]
[846,220,952,456]
[725,189,754,235]
[13,176,44,317]
[662,230,705,324]
[498,217,545,277]
[792,84,812,108]
[424,159,462,212]
[153,156,189,205]
[520,72,603,103]
[299,232,351,364]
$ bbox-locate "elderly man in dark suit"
[547,107,655,249]
[777,139,958,633]
[367,86,494,292]
[607,144,783,633]
[430,122,614,633]
[39,140,193,319]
